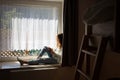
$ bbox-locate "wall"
[78,0,96,47]
[100,50,120,80]
[0,67,75,80]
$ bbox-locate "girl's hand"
[46,47,52,51]
[45,46,55,54]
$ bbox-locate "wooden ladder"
[75,35,108,80]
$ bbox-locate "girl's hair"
[57,33,63,47]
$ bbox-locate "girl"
[17,33,63,65]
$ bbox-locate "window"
[0,1,62,53]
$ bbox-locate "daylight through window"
[0,3,62,53]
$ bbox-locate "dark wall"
[0,67,75,80]
[78,0,96,47]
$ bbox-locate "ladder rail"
[91,37,108,80]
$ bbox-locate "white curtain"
[0,5,59,51]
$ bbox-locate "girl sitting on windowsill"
[17,33,63,65]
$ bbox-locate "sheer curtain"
[0,5,59,51]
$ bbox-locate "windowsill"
[0,61,61,71]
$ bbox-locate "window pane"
[0,4,60,51]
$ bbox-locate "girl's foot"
[17,57,24,66]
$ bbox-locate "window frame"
[0,0,63,67]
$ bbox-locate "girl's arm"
[46,47,56,54]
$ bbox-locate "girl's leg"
[17,57,29,65]
[28,60,40,65]
[37,58,58,64]
[17,57,40,65]
[37,47,52,59]
[18,57,58,65]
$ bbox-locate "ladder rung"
[77,69,90,80]
[82,50,96,56]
